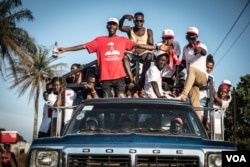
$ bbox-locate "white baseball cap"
[154,50,167,58]
[162,29,174,37]
[153,43,168,58]
[186,27,199,35]
[221,79,232,86]
[107,17,119,25]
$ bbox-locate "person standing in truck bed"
[57,17,168,98]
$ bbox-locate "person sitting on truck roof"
[119,12,154,88]
[144,51,169,98]
[155,29,181,92]
[177,27,208,121]
[57,17,169,98]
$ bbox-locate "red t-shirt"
[85,36,134,81]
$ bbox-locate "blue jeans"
[200,97,210,118]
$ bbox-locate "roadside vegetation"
[225,74,250,151]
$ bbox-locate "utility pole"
[233,87,236,143]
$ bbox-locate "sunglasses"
[187,36,197,40]
[107,22,117,26]
[163,37,173,40]
[135,20,144,23]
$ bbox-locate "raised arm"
[135,42,168,52]
[213,90,223,107]
[58,44,86,54]
[194,43,207,56]
[53,85,66,107]
[119,14,133,34]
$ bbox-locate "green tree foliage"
[225,74,250,151]
[0,0,36,79]
[7,45,67,140]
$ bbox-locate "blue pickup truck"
[26,98,236,167]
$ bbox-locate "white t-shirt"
[48,92,58,118]
[214,95,232,111]
[38,101,52,133]
[64,89,76,123]
[182,42,208,79]
[48,89,76,124]
[144,65,164,98]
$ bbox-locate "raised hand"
[124,14,134,21]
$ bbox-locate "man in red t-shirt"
[0,144,18,167]
[57,17,167,98]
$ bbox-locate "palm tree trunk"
[33,108,38,140]
[33,88,40,140]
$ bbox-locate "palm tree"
[8,45,67,140]
[0,0,36,79]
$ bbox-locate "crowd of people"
[38,12,232,140]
